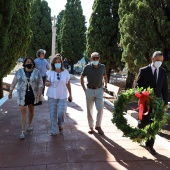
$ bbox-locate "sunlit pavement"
[0,76,170,170]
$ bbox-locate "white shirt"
[46,70,70,99]
[151,64,159,81]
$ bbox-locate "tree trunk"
[68,59,74,75]
[125,71,135,90]
[107,68,111,83]
[167,72,170,100]
[0,78,3,99]
[70,64,74,74]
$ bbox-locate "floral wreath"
[112,87,168,143]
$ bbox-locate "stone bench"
[126,110,138,120]
[103,83,120,102]
[3,75,14,92]
[103,92,115,102]
[2,82,10,92]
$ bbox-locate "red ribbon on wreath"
[135,91,150,120]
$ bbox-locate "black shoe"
[95,127,104,135]
[146,146,156,155]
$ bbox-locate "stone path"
[0,77,170,169]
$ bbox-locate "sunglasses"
[57,73,60,80]
[92,57,99,60]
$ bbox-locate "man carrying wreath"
[137,51,168,155]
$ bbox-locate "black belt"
[87,86,101,89]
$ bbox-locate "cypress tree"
[0,0,14,57]
[119,0,170,88]
[86,0,123,81]
[28,0,52,58]
[60,0,86,74]
[56,10,65,53]
[0,0,32,98]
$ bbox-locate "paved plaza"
[0,77,170,170]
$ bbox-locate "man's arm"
[103,67,108,88]
[34,59,37,68]
[46,60,50,70]
[136,68,144,88]
[103,75,108,87]
[80,75,86,92]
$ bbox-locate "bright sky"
[46,0,94,27]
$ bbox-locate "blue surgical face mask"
[55,63,61,69]
[92,61,99,65]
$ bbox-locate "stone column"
[51,26,56,57]
[50,15,57,64]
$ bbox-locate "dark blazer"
[137,64,168,104]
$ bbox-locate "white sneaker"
[20,131,25,140]
[27,125,33,132]
[50,133,58,136]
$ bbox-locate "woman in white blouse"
[45,54,72,135]
[8,57,43,139]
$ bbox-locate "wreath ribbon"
[135,91,150,120]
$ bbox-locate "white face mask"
[154,61,162,68]
[92,61,99,65]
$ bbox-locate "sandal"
[27,125,33,132]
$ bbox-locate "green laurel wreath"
[112,87,168,143]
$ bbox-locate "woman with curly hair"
[8,57,43,139]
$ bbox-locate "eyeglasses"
[57,73,60,80]
[92,57,99,60]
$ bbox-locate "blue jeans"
[48,97,67,134]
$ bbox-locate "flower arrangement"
[112,87,168,143]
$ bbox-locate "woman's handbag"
[33,101,42,106]
[33,95,45,106]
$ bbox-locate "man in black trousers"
[137,51,168,155]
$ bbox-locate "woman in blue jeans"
[45,54,72,135]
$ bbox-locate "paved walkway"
[0,77,170,170]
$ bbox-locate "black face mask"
[25,64,33,69]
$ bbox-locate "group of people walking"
[8,50,72,139]
[8,50,168,156]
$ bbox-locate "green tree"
[27,0,52,58]
[60,0,86,74]
[56,10,65,53]
[86,0,123,82]
[119,0,170,89]
[0,0,32,98]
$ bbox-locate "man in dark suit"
[137,51,168,155]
